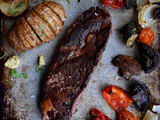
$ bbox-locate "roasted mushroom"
[120,22,138,47]
[112,55,142,80]
[124,0,137,9]
[130,81,150,112]
[138,42,159,73]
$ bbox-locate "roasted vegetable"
[39,54,45,67]
[102,85,133,113]
[136,0,148,11]
[112,55,142,80]
[102,0,124,9]
[138,4,160,28]
[90,108,110,120]
[119,110,137,120]
[149,0,160,3]
[120,22,138,47]
[8,1,66,52]
[130,81,150,112]
[143,110,158,120]
[124,0,136,9]
[139,28,155,45]
[138,43,159,73]
[5,56,20,69]
[152,105,160,114]
[0,0,29,17]
[153,8,160,19]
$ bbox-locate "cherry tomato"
[102,0,124,9]
[91,108,110,120]
[119,110,137,120]
[139,28,155,45]
[102,85,133,113]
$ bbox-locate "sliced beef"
[41,7,112,120]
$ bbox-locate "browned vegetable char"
[41,7,112,120]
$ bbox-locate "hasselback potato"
[8,1,66,52]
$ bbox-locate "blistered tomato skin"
[139,28,155,45]
[102,0,124,9]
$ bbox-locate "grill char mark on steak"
[41,7,112,120]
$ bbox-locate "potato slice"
[15,25,29,51]
[20,17,42,46]
[16,20,33,49]
[30,11,55,41]
[25,11,49,43]
[34,3,60,35]
[8,26,26,52]
[44,1,66,22]
[42,4,63,30]
[0,0,29,17]
[8,28,19,50]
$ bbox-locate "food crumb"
[31,95,35,98]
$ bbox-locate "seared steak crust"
[41,7,112,120]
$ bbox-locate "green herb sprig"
[35,66,43,72]
[10,69,21,78]
[21,72,28,79]
[0,52,6,60]
[10,69,28,79]
[67,0,70,3]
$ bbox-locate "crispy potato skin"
[44,1,66,22]
[7,1,66,52]
[34,3,61,35]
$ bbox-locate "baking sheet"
[1,0,160,120]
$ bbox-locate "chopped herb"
[39,33,44,37]
[67,0,70,3]
[10,69,21,78]
[8,8,15,15]
[35,66,42,72]
[15,1,25,8]
[0,52,6,60]
[21,72,28,79]
[42,0,45,2]
[40,24,45,30]
[5,79,13,86]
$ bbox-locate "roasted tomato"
[91,108,110,120]
[102,85,133,113]
[102,0,124,9]
[139,28,155,45]
[119,110,137,120]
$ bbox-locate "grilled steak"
[41,7,112,120]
